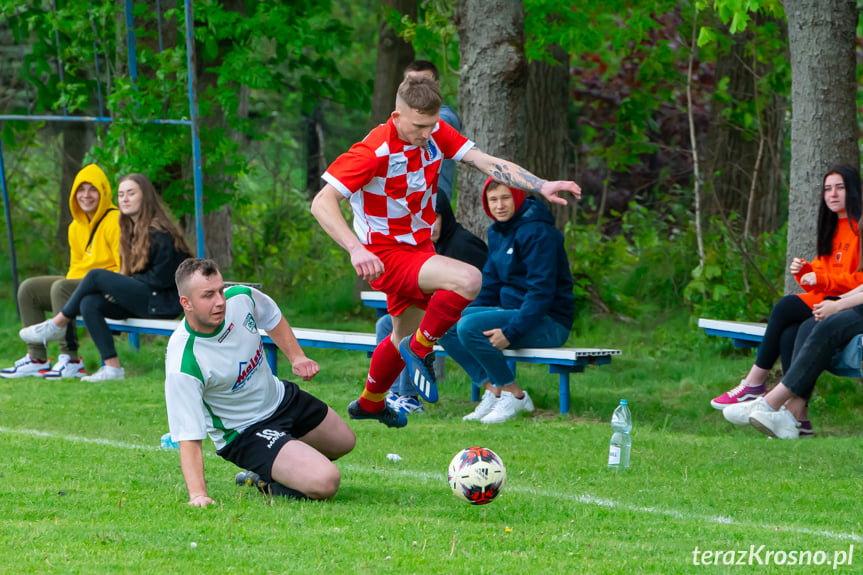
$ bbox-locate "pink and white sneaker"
[711,380,766,410]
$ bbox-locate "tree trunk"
[525,44,571,231]
[704,16,787,238]
[369,0,417,128]
[784,0,859,294]
[305,102,326,196]
[454,0,528,239]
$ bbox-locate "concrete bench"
[360,291,622,413]
[697,318,863,378]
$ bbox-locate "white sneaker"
[481,390,535,424]
[81,365,125,382]
[749,406,800,439]
[19,319,65,345]
[41,354,87,379]
[463,389,499,421]
[723,396,771,426]
[0,354,50,378]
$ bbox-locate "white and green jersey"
[164,285,285,451]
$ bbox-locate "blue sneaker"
[347,400,407,428]
[394,395,424,414]
[398,336,439,403]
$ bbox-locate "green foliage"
[230,144,352,294]
[684,216,786,320]
[696,0,784,40]
[1,0,368,219]
[387,0,459,100]
[567,196,704,319]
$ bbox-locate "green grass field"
[1,304,861,574]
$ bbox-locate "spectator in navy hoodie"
[442,177,574,424]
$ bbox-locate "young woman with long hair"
[19,174,192,382]
[711,165,863,436]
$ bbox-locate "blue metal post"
[0,139,21,318]
[125,0,138,83]
[184,0,206,257]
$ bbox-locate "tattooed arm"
[460,148,581,205]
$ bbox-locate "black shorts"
[216,380,329,483]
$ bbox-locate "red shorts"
[367,240,436,316]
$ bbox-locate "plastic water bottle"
[608,399,631,471]
[160,432,179,450]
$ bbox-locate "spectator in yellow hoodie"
[1,164,120,379]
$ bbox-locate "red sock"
[358,337,405,413]
[410,290,473,358]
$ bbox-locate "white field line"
[3,426,860,544]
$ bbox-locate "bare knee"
[458,266,482,299]
[306,467,342,500]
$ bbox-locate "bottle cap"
[619,399,628,406]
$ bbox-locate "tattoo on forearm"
[492,163,546,193]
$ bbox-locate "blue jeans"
[439,306,571,388]
[375,314,414,396]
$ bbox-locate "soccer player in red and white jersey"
[311,75,581,428]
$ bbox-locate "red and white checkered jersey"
[322,118,474,246]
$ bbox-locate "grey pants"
[17,276,81,360]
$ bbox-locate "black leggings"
[755,294,812,374]
[62,269,153,361]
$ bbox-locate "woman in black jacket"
[20,174,191,382]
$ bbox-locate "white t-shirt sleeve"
[164,371,208,442]
[249,286,283,332]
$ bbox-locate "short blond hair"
[396,75,442,115]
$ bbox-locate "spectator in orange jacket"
[710,164,863,437]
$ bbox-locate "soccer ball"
[447,446,506,505]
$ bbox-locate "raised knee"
[461,266,482,299]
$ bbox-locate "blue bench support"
[698,318,863,378]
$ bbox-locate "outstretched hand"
[350,245,384,282]
[540,180,582,206]
[292,356,320,381]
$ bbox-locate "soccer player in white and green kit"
[164,258,356,507]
